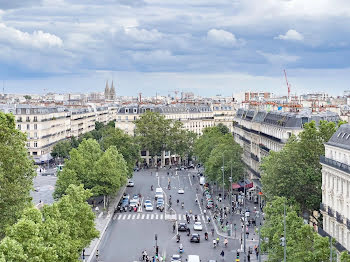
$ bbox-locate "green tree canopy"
[54,139,128,199]
[0,112,36,238]
[101,127,140,177]
[0,185,99,261]
[134,111,171,157]
[261,120,343,212]
[261,197,333,262]
[51,140,72,159]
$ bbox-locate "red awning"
[245,182,254,188]
[232,183,241,189]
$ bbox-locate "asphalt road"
[95,168,243,262]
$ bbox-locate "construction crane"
[283,69,291,102]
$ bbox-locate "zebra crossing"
[114,213,208,222]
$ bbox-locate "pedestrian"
[96,249,99,261]
[247,252,251,262]
[220,250,224,259]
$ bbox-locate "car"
[127,180,134,187]
[145,203,154,211]
[129,199,138,208]
[155,188,163,200]
[171,254,182,262]
[190,233,200,243]
[156,198,164,210]
[144,199,152,208]
[193,222,203,231]
[206,202,214,209]
[208,260,217,262]
[178,188,185,194]
[178,222,188,231]
[122,194,130,200]
[133,194,140,202]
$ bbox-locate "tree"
[205,134,244,186]
[51,140,72,160]
[261,120,343,213]
[100,128,140,177]
[194,126,226,164]
[341,252,350,262]
[216,123,230,135]
[0,185,99,261]
[23,95,31,100]
[261,197,332,262]
[95,121,104,131]
[134,111,171,159]
[0,112,36,238]
[54,139,128,200]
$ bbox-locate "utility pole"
[330,236,333,262]
[243,171,246,261]
[284,204,287,262]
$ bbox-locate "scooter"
[179,244,184,254]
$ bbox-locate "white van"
[199,176,205,185]
[155,188,163,200]
[187,255,200,262]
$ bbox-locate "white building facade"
[321,124,350,252]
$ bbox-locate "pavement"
[31,167,58,205]
[93,168,268,262]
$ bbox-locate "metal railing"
[336,211,343,223]
[320,155,350,174]
[328,207,334,217]
[347,219,350,230]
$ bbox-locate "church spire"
[104,80,110,99]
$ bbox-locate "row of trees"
[0,112,98,260]
[134,111,197,163]
[261,120,344,214]
[193,124,244,187]
[52,121,139,177]
[260,120,350,260]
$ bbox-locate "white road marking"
[155,214,158,219]
[188,173,193,187]
[146,214,149,219]
[127,214,131,220]
[136,214,140,219]
[160,214,163,219]
[132,214,136,219]
[141,214,145,219]
[183,215,186,220]
[151,214,154,219]
[121,214,126,220]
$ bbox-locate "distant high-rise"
[104,80,116,100]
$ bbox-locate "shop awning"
[232,183,241,189]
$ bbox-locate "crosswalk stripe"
[151,214,154,219]
[117,214,122,220]
[132,214,136,219]
[127,214,131,220]
[160,214,163,219]
[136,214,140,219]
[141,214,145,219]
[183,215,186,220]
[146,214,149,219]
[202,215,205,222]
[122,214,126,220]
[155,214,158,219]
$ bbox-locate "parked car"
[193,222,203,231]
[178,222,188,231]
[130,199,138,208]
[171,254,182,262]
[127,180,134,187]
[156,198,164,211]
[190,233,200,243]
[144,199,152,208]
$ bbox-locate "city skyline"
[0,0,350,96]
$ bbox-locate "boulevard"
[95,168,260,262]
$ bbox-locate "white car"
[145,203,154,211]
[171,254,182,262]
[144,199,152,208]
[193,221,203,231]
[127,180,134,187]
[178,188,185,194]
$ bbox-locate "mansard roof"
[327,124,350,151]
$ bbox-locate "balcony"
[320,203,326,212]
[347,219,350,230]
[259,143,270,153]
[336,211,343,223]
[251,153,259,162]
[328,207,334,217]
[320,155,350,174]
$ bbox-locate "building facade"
[321,124,350,252]
[234,108,340,190]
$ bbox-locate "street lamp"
[155,234,158,257]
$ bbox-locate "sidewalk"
[83,186,126,262]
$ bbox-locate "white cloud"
[275,29,304,41]
[124,27,162,42]
[207,29,244,47]
[0,23,63,48]
[130,49,176,62]
[257,50,300,64]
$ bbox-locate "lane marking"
[127,214,131,220]
[146,214,149,219]
[155,214,158,219]
[132,214,136,219]
[188,173,193,187]
[136,214,140,219]
[141,214,145,219]
[151,214,154,219]
[160,214,163,219]
[121,214,126,220]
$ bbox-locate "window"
[34,132,38,138]
[41,151,44,155]
[26,116,30,122]
[26,142,30,147]
[34,124,37,130]
[125,116,128,120]
[17,117,22,122]
[133,108,137,113]
[17,124,21,130]
[27,124,30,130]
[34,116,37,122]
[125,108,129,113]
[32,151,37,155]
[26,109,30,114]
[34,141,38,148]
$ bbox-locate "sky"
[0,0,350,97]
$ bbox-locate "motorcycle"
[176,234,180,243]
[179,244,184,254]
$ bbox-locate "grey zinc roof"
[117,104,212,114]
[244,110,255,121]
[327,124,350,151]
[253,111,267,123]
